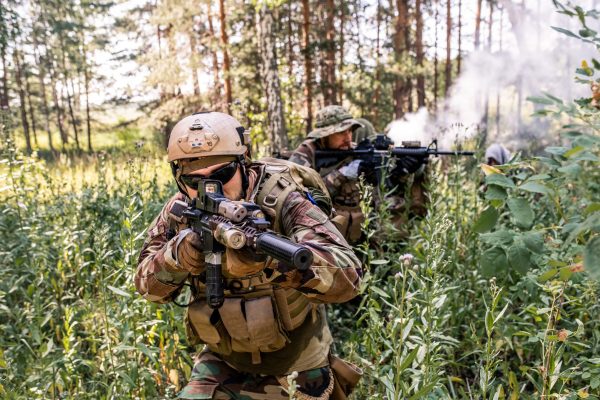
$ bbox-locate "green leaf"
[563,146,585,158]
[508,244,531,275]
[592,58,600,69]
[527,174,551,181]
[551,26,580,38]
[526,95,555,105]
[557,163,582,176]
[485,185,507,200]
[521,232,545,254]
[480,247,509,277]
[485,174,516,189]
[370,286,391,299]
[370,259,389,265]
[538,268,559,282]
[474,207,499,233]
[480,230,515,246]
[584,203,600,215]
[558,266,573,281]
[519,181,549,194]
[545,146,568,156]
[507,198,535,228]
[107,285,131,298]
[584,236,600,281]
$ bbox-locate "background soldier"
[288,106,365,244]
[135,112,362,399]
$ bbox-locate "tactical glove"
[338,160,362,179]
[173,228,203,274]
[396,155,426,175]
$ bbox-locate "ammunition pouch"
[329,354,363,399]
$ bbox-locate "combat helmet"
[307,105,363,139]
[353,118,376,143]
[168,112,251,196]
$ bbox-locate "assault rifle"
[314,134,475,172]
[172,180,313,309]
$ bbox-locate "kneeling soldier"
[135,112,362,399]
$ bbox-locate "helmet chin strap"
[238,155,249,200]
[170,162,191,198]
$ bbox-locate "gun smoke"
[387,0,597,152]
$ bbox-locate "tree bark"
[206,3,222,109]
[433,0,439,110]
[13,47,32,154]
[444,0,452,96]
[0,44,8,109]
[415,0,425,108]
[257,3,288,153]
[374,0,382,121]
[33,32,54,152]
[394,0,410,118]
[474,0,483,49]
[83,48,92,153]
[457,0,463,75]
[25,73,39,147]
[218,0,232,113]
[301,0,313,134]
[338,2,345,104]
[322,0,336,105]
[188,28,201,97]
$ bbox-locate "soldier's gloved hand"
[396,155,425,175]
[173,228,203,274]
[338,160,362,179]
[225,247,265,277]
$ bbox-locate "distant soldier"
[485,143,511,166]
[136,112,362,399]
[289,106,365,244]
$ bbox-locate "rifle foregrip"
[255,233,313,271]
[205,258,224,309]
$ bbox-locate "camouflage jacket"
[288,139,360,207]
[135,162,362,375]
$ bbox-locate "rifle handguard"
[255,233,313,271]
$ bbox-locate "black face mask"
[179,161,238,189]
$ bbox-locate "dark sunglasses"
[180,161,238,188]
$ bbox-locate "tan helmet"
[307,105,363,139]
[167,112,249,162]
[353,118,376,143]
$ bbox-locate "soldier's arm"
[288,141,315,168]
[275,191,362,303]
[135,195,192,303]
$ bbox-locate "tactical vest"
[181,160,333,367]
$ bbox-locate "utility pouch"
[329,354,363,399]
[218,296,287,362]
[273,288,311,331]
[186,300,232,355]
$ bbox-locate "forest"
[0,0,599,399]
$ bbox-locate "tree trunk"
[13,48,32,154]
[495,5,504,139]
[188,28,201,97]
[301,0,313,134]
[49,59,68,148]
[0,44,9,109]
[206,3,222,109]
[374,0,382,121]
[415,0,425,108]
[474,0,483,49]
[82,48,93,153]
[322,0,336,105]
[64,77,80,150]
[257,3,288,153]
[286,1,295,80]
[33,34,54,153]
[25,75,39,147]
[218,0,232,113]
[338,2,345,104]
[394,0,410,118]
[444,0,452,96]
[457,0,462,75]
[482,1,494,138]
[433,0,439,110]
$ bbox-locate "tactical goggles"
[179,161,238,188]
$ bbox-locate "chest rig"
[174,160,332,363]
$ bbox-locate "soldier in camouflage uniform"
[136,112,362,399]
[288,106,365,244]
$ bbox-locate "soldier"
[288,106,365,244]
[485,143,511,166]
[135,112,363,399]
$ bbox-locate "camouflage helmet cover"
[167,112,249,163]
[353,118,376,143]
[307,105,363,139]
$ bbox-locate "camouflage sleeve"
[288,140,315,168]
[321,168,349,199]
[274,191,362,303]
[135,194,192,303]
